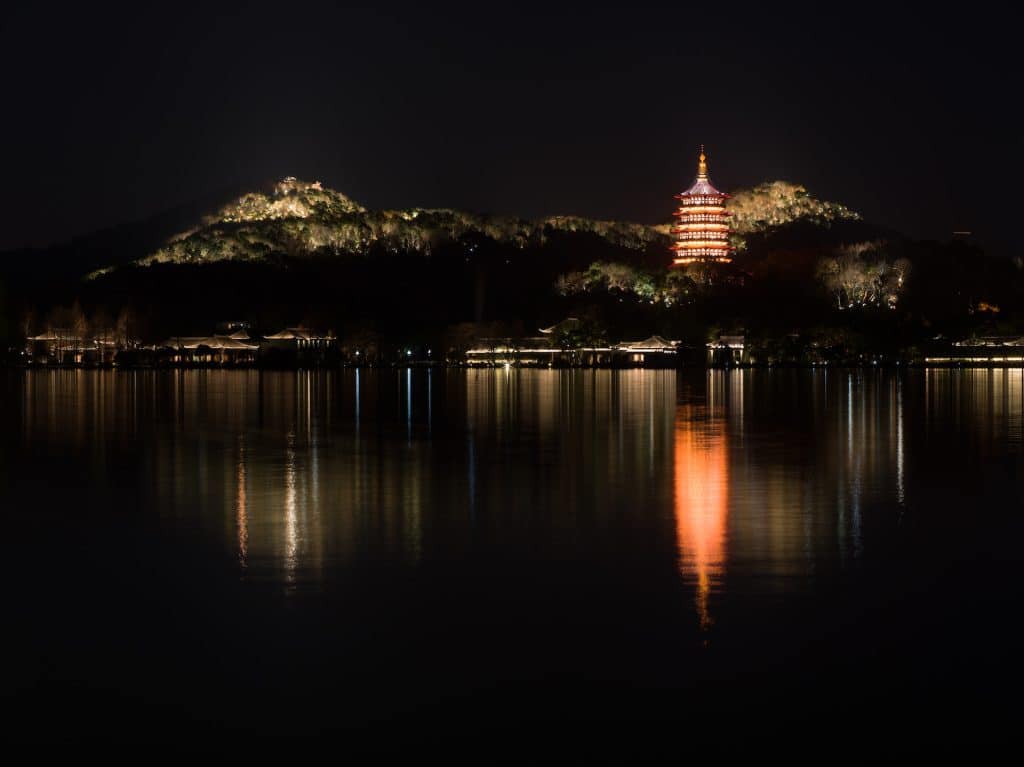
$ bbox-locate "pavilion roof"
[264,328,326,341]
[617,335,678,351]
[28,331,67,341]
[539,317,580,335]
[161,335,259,350]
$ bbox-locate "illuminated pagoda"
[671,147,732,266]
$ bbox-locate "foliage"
[81,177,869,280]
[556,261,695,306]
[553,317,608,351]
[214,178,366,224]
[815,241,910,309]
[727,181,860,237]
[90,179,670,276]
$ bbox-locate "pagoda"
[671,147,732,266]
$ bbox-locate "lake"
[3,368,1022,754]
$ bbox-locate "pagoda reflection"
[673,398,729,633]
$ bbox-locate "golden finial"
[698,145,707,177]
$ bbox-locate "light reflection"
[354,367,360,429]
[19,367,997,608]
[896,376,905,508]
[406,368,412,443]
[236,436,249,570]
[673,396,728,634]
[284,431,298,584]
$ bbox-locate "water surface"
[3,369,1022,752]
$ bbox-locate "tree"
[21,308,36,341]
[555,271,588,296]
[816,241,908,310]
[116,307,135,348]
[71,301,89,353]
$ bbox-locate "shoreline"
[5,361,1024,371]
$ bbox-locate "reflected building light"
[467,434,476,524]
[354,368,361,434]
[22,371,31,440]
[237,436,249,571]
[311,404,320,530]
[731,369,745,428]
[306,372,312,446]
[648,375,655,472]
[1016,368,1024,444]
[925,369,930,424]
[285,432,298,585]
[847,375,854,455]
[843,374,862,559]
[851,475,863,559]
[403,453,425,564]
[896,376,905,508]
[674,405,729,634]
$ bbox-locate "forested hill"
[75,177,862,277]
[84,177,667,278]
[6,175,1012,354]
[1,176,862,283]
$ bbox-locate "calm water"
[3,368,1023,752]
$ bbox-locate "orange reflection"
[673,405,728,632]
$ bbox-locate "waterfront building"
[671,147,733,266]
[464,323,679,367]
[925,336,1024,365]
[707,334,746,366]
[26,328,124,366]
[260,328,336,366]
[26,329,83,364]
[617,336,679,365]
[262,328,334,351]
[160,334,259,365]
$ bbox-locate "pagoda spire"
[698,145,707,177]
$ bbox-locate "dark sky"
[2,3,1021,253]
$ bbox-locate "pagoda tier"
[670,148,733,266]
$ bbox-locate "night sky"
[2,3,1020,253]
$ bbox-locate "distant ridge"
[0,183,251,280]
[69,177,862,279]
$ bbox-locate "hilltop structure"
[671,148,733,266]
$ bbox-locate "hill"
[3,176,1019,360]
[86,177,667,278]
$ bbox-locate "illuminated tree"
[816,242,909,309]
[116,307,135,348]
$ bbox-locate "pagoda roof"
[679,147,727,197]
[682,176,723,196]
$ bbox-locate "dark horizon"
[2,4,1021,254]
